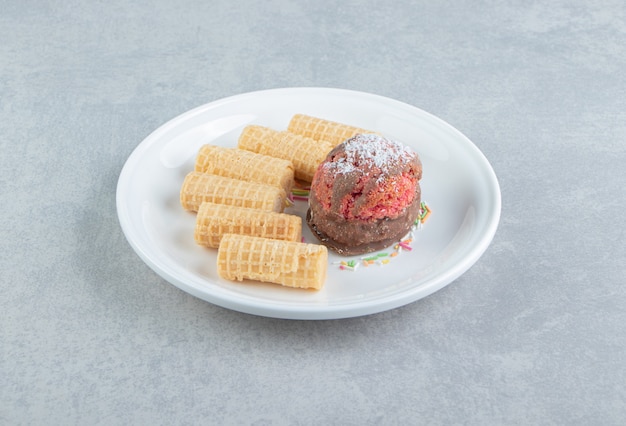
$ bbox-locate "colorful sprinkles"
[287,185,310,205]
[290,185,310,202]
[417,201,431,227]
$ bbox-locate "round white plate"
[116,88,501,319]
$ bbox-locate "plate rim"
[116,87,501,319]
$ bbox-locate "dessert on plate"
[307,133,422,255]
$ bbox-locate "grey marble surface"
[2,1,625,424]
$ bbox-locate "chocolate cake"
[306,133,422,255]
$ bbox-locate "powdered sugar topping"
[323,134,415,176]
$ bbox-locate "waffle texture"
[180,171,286,212]
[195,145,294,194]
[194,202,302,248]
[217,234,328,290]
[287,114,376,147]
[238,125,333,182]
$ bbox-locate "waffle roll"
[180,171,286,213]
[195,145,294,195]
[194,202,302,248]
[217,234,328,290]
[237,125,333,182]
[287,114,377,147]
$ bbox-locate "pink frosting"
[311,134,421,222]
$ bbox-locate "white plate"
[116,88,501,319]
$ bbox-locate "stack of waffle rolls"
[180,171,286,213]
[237,125,334,182]
[178,114,374,290]
[287,113,377,148]
[195,145,294,195]
[195,202,302,248]
[217,234,328,290]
